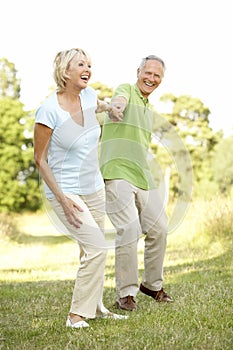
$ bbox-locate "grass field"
[0,198,232,350]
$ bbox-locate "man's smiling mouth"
[144,81,155,87]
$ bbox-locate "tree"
[0,58,21,99]
[0,98,41,212]
[0,57,41,212]
[153,94,223,198]
[90,81,113,101]
[0,97,40,212]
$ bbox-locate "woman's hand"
[61,196,84,228]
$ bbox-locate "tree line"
[0,58,232,213]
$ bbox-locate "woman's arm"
[96,99,125,122]
[96,99,111,113]
[34,123,83,228]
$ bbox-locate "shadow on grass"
[10,232,71,245]
[139,248,232,284]
[1,249,230,293]
[9,230,116,246]
[1,249,231,318]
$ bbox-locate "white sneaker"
[66,316,90,328]
[100,312,128,320]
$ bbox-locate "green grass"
[0,199,232,350]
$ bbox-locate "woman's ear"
[65,70,71,80]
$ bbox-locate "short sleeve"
[112,83,131,103]
[35,105,58,129]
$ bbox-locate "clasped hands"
[108,104,124,122]
[96,98,126,123]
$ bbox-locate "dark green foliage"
[0,98,40,212]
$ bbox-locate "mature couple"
[34,48,172,329]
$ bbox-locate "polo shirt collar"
[133,84,149,105]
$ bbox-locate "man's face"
[136,60,164,98]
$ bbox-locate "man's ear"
[137,68,140,77]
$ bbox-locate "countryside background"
[0,56,232,349]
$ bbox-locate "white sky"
[1,0,232,135]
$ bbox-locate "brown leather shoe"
[140,283,173,302]
[116,295,137,311]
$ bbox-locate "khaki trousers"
[105,180,168,299]
[49,189,109,319]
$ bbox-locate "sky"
[1,0,232,135]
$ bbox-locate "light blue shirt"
[35,87,104,198]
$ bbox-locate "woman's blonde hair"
[53,48,90,92]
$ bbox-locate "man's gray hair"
[139,55,166,74]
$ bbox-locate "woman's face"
[66,53,92,90]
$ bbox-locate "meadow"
[0,197,232,350]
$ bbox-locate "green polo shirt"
[100,83,157,190]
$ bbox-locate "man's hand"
[108,96,127,122]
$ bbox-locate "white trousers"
[105,180,168,299]
[49,189,109,319]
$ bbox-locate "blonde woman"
[34,48,126,328]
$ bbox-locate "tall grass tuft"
[200,195,233,244]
